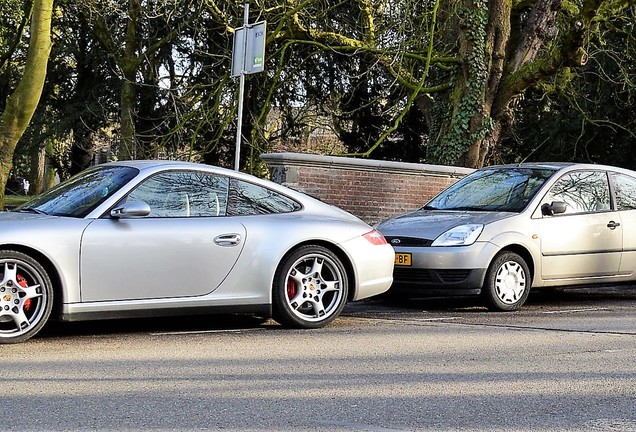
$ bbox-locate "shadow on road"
[354,284,636,313]
[37,313,274,341]
[35,285,636,341]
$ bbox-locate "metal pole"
[234,2,249,171]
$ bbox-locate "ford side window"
[611,172,636,211]
[542,171,610,215]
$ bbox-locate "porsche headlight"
[432,224,484,246]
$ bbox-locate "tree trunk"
[70,131,96,176]
[29,144,46,195]
[427,0,604,169]
[118,0,142,160]
[461,0,511,168]
[119,76,138,160]
[429,0,509,168]
[0,0,53,207]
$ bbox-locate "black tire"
[482,251,531,311]
[272,245,348,329]
[0,250,53,343]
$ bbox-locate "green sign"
[231,21,267,76]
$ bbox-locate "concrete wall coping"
[261,152,474,177]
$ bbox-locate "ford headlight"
[432,224,484,246]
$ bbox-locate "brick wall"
[261,153,473,224]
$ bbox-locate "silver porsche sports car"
[0,160,394,343]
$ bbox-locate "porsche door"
[80,170,246,302]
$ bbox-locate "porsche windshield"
[16,166,139,217]
[425,168,556,212]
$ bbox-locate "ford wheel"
[483,251,531,311]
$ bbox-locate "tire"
[482,251,531,311]
[272,245,348,329]
[0,251,53,344]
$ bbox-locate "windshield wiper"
[18,207,48,215]
[446,206,487,211]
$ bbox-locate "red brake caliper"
[17,274,32,311]
[287,279,297,300]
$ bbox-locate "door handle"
[214,234,242,246]
[607,221,621,230]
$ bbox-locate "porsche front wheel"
[0,251,53,344]
[273,245,348,329]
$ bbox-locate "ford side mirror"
[541,201,567,216]
[111,201,151,219]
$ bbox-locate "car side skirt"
[60,303,271,322]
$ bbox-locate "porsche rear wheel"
[273,245,348,329]
[0,251,53,344]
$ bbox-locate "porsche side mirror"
[111,201,151,219]
[541,201,567,216]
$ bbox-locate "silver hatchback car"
[377,163,636,310]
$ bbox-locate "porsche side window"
[611,172,636,211]
[126,171,229,218]
[227,179,301,215]
[542,171,610,215]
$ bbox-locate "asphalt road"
[1,286,635,432]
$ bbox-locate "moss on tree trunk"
[0,0,53,207]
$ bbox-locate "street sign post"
[231,3,267,171]
[232,21,266,77]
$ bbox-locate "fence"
[261,152,473,224]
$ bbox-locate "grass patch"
[3,195,31,210]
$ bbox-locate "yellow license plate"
[394,253,412,266]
